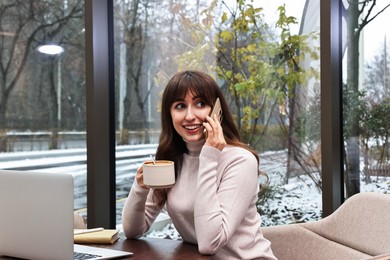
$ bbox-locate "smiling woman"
[121,70,276,259]
[169,92,212,143]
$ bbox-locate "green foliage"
[344,83,390,164]
[343,84,369,139]
[363,98,390,163]
[175,0,319,151]
[295,90,321,143]
[370,99,390,140]
[245,124,287,152]
[257,182,279,215]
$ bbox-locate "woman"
[122,70,276,259]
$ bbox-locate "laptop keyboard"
[74,251,102,260]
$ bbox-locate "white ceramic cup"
[143,160,175,188]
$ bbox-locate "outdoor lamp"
[37,44,64,55]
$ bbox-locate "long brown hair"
[153,70,259,205]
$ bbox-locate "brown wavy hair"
[153,70,259,205]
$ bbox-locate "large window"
[342,1,390,197]
[2,0,388,232]
[0,0,86,206]
[112,0,322,234]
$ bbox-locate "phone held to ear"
[203,98,223,138]
[210,97,223,123]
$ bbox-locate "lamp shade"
[38,44,64,55]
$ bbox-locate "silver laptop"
[0,170,132,260]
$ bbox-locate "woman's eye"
[174,103,185,109]
[196,101,205,108]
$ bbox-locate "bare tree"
[365,39,390,104]
[363,41,390,179]
[115,0,161,144]
[0,0,83,151]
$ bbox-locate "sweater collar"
[184,139,205,156]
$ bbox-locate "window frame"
[85,0,116,228]
[320,0,345,216]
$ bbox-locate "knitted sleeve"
[194,145,259,254]
[121,180,164,238]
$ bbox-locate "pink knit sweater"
[122,141,276,260]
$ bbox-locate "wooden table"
[95,237,210,260]
[0,237,209,260]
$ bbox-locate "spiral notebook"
[0,170,132,260]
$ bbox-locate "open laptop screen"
[0,170,74,260]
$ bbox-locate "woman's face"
[170,92,212,142]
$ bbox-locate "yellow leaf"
[247,43,257,52]
[219,30,233,43]
[222,12,228,23]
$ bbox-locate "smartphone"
[210,97,223,123]
[203,98,223,138]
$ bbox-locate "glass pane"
[114,0,320,237]
[0,0,86,221]
[342,1,390,198]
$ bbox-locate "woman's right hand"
[203,114,226,151]
[136,165,149,189]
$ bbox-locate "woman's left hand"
[203,114,226,151]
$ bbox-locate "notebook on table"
[0,170,132,260]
